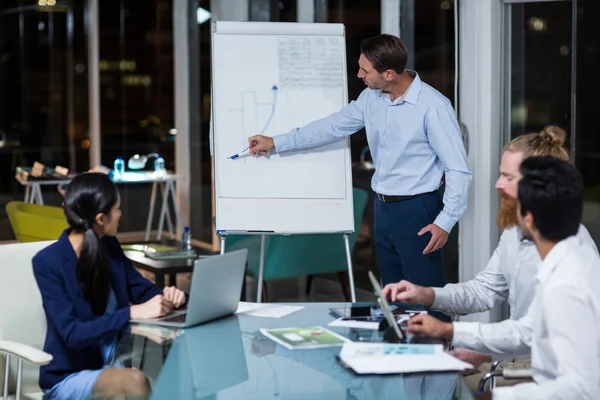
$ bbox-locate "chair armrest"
[490,358,516,371]
[0,340,53,366]
[478,368,533,392]
[479,370,504,392]
[503,368,533,380]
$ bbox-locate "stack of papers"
[121,244,200,260]
[338,342,473,374]
[236,302,303,318]
[121,244,198,260]
[260,326,351,350]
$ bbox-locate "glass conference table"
[121,303,475,400]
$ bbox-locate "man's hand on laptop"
[130,294,174,320]
[382,280,435,307]
[407,314,453,340]
[163,286,186,308]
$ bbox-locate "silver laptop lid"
[184,249,248,327]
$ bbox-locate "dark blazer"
[32,229,162,390]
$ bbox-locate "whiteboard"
[211,21,354,234]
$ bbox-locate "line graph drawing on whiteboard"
[227,85,306,162]
[218,83,348,200]
[259,85,278,135]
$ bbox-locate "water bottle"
[154,155,166,177]
[113,156,125,179]
[182,226,192,251]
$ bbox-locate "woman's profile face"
[100,195,122,237]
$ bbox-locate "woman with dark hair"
[33,172,185,399]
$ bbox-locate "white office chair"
[0,241,54,400]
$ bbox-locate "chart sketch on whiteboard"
[227,85,308,163]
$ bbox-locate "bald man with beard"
[382,126,598,389]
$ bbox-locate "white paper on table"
[338,342,473,374]
[328,317,381,330]
[235,301,304,318]
[328,312,426,331]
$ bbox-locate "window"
[0,1,87,240]
[98,0,175,232]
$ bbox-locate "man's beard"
[496,190,519,231]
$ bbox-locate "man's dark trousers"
[374,191,446,287]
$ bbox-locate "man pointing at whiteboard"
[248,34,472,288]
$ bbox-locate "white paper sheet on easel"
[236,302,304,318]
[339,343,473,374]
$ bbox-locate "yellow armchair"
[5,201,68,242]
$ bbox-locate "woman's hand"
[163,286,186,308]
[130,294,173,320]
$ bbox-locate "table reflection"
[117,310,473,400]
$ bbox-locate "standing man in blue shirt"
[248,34,472,287]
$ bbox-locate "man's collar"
[377,69,422,105]
[402,70,422,105]
[536,235,581,284]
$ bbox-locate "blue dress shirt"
[273,71,472,232]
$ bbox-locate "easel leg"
[219,234,226,255]
[4,354,10,400]
[145,181,158,242]
[344,233,356,303]
[24,185,30,202]
[256,234,266,304]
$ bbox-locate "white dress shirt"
[452,235,600,399]
[431,224,597,320]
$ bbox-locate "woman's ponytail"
[63,173,118,316]
[77,227,109,315]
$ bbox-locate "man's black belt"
[376,191,434,203]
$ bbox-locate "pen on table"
[228,147,250,160]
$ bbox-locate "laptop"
[367,271,405,341]
[131,248,248,328]
[367,270,448,346]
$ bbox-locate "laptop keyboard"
[160,313,187,323]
